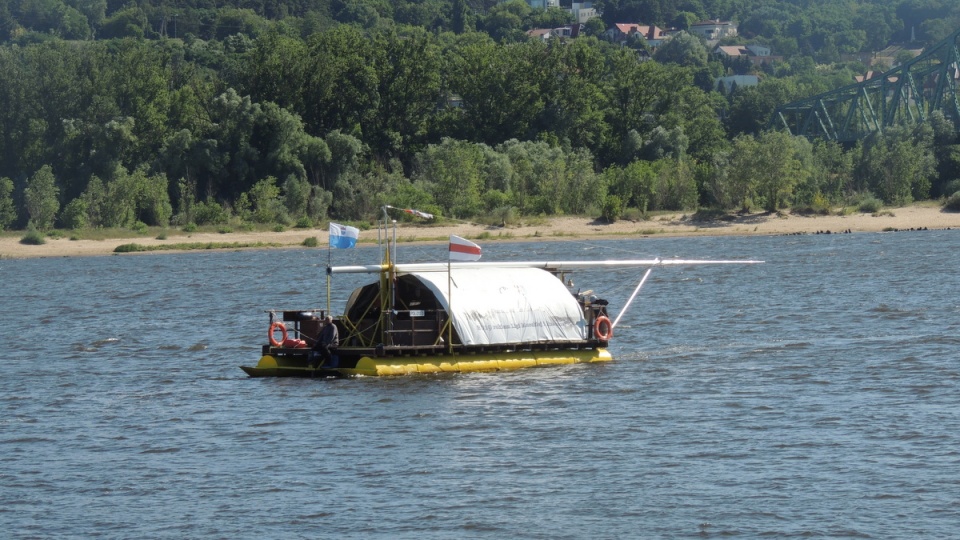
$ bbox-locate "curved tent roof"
[405,267,586,346]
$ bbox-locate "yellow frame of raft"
[246,348,612,377]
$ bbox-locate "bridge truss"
[772,28,960,141]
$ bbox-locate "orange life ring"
[268,321,288,347]
[594,316,613,340]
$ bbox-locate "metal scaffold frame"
[771,28,960,141]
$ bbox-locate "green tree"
[605,160,655,213]
[726,131,810,212]
[853,126,936,205]
[536,38,610,153]
[321,130,364,191]
[301,26,380,139]
[650,158,699,211]
[480,0,530,42]
[98,6,148,39]
[24,164,59,230]
[415,138,485,218]
[283,174,312,219]
[368,29,442,165]
[137,169,172,226]
[446,38,546,145]
[653,31,708,67]
[601,194,622,223]
[82,176,106,228]
[246,176,285,224]
[240,29,310,114]
[0,176,16,229]
[805,139,852,204]
[60,198,88,230]
[99,165,140,228]
[726,79,799,137]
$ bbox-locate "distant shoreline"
[3,203,960,260]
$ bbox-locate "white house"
[689,20,738,41]
[715,44,780,66]
[526,0,560,9]
[526,28,554,41]
[570,2,598,24]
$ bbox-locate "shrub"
[942,179,960,197]
[491,205,517,227]
[482,190,512,212]
[601,195,623,223]
[183,223,198,232]
[193,199,229,225]
[131,220,148,234]
[273,224,286,232]
[114,243,146,252]
[295,216,313,228]
[945,192,960,212]
[793,192,833,215]
[20,226,46,245]
[621,207,646,222]
[302,236,319,247]
[856,195,883,213]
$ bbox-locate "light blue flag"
[329,222,359,249]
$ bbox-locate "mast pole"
[612,267,654,329]
[447,254,453,354]
[326,242,332,317]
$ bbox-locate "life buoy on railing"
[268,321,288,347]
[594,316,613,340]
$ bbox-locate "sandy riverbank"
[3,204,959,260]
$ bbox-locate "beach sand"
[3,204,959,259]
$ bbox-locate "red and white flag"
[449,235,481,261]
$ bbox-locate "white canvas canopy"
[404,267,586,346]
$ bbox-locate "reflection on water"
[2,231,960,537]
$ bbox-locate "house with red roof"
[605,24,668,47]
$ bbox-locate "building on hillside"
[527,28,554,41]
[570,2,598,24]
[714,44,781,66]
[605,24,668,47]
[715,74,760,92]
[689,20,738,42]
[853,71,901,84]
[526,0,560,8]
[526,25,582,41]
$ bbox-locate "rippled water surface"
[2,232,960,538]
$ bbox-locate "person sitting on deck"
[309,315,339,369]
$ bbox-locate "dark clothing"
[318,323,339,348]
[311,322,339,368]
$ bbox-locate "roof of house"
[613,23,665,39]
[716,45,751,56]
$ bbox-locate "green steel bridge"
[771,28,960,141]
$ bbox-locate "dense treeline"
[2,1,960,232]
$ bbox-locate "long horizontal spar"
[330,259,764,274]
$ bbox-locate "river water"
[2,231,959,538]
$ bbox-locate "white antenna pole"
[612,267,653,329]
